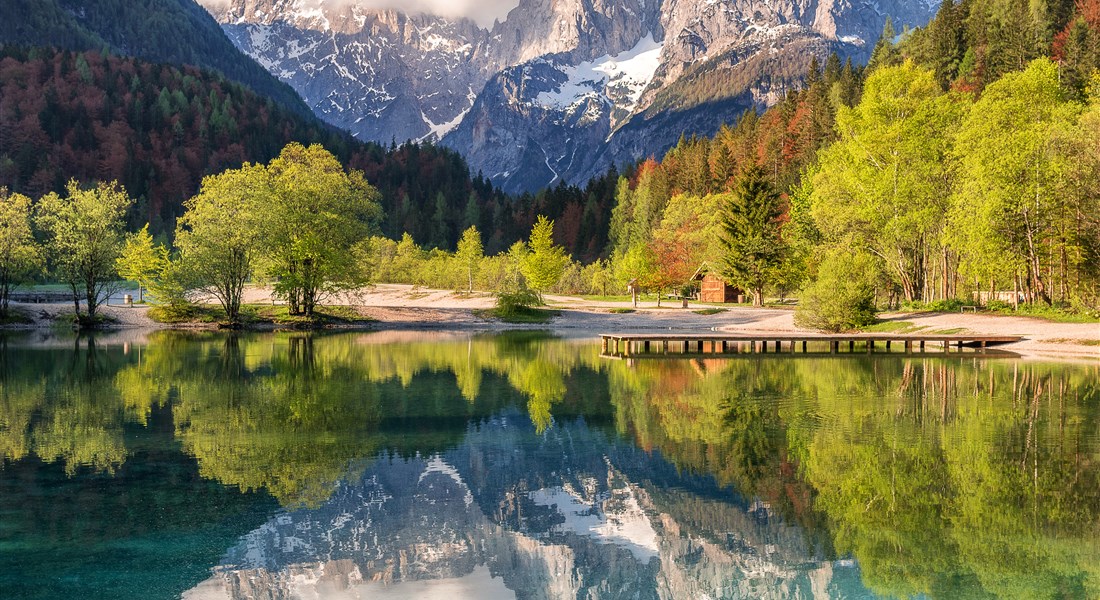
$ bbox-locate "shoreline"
[4,284,1097,360]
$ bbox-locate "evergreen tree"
[719,167,786,307]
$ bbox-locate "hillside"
[0,0,309,115]
[0,47,511,247]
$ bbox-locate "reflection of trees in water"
[3,332,1100,598]
[0,332,610,506]
[604,355,1100,598]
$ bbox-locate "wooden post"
[662,340,669,354]
[849,341,855,352]
[802,340,808,353]
[602,337,608,354]
[886,340,892,351]
[920,340,926,352]
[868,340,875,353]
[831,341,839,353]
[904,340,912,353]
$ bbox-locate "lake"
[0,331,1097,599]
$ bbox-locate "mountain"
[0,0,309,115]
[200,0,938,192]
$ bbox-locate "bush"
[795,251,878,332]
[496,287,542,316]
[901,298,968,312]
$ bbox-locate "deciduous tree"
[175,164,267,325]
[36,180,132,320]
[521,216,569,300]
[0,189,40,317]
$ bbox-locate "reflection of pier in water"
[600,333,1022,359]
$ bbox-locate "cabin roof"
[691,261,724,282]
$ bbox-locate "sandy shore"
[7,283,1098,360]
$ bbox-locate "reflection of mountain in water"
[188,411,871,599]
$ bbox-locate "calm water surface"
[0,331,1098,600]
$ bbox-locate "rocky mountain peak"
[202,0,938,192]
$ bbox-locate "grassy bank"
[150,304,372,328]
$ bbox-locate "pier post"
[849,341,855,352]
[803,341,808,353]
[868,340,875,353]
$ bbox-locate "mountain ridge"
[203,1,937,192]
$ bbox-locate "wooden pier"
[599,333,1022,359]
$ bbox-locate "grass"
[581,294,634,302]
[693,308,727,316]
[929,328,967,335]
[1047,338,1100,346]
[474,307,559,324]
[150,303,372,327]
[901,299,1100,324]
[0,307,35,325]
[608,308,636,314]
[50,311,120,330]
[861,321,926,334]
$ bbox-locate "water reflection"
[0,332,1097,599]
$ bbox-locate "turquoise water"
[1,331,1097,599]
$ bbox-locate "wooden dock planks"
[600,333,1022,358]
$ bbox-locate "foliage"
[0,0,309,113]
[496,287,542,314]
[0,47,539,252]
[795,251,879,332]
[116,225,169,303]
[719,166,786,306]
[0,188,40,316]
[35,180,132,319]
[259,143,382,316]
[520,216,569,299]
[808,61,962,304]
[455,226,484,293]
[174,164,267,324]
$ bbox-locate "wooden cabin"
[692,264,744,304]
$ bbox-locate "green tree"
[809,62,962,303]
[719,167,786,307]
[455,225,484,293]
[260,143,383,316]
[951,58,1082,305]
[520,216,569,300]
[175,164,267,324]
[116,224,168,303]
[0,189,41,317]
[36,180,132,320]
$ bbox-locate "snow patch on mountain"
[535,34,663,114]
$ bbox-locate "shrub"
[496,287,541,317]
[795,251,878,332]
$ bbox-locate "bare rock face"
[199,0,936,192]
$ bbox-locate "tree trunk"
[753,287,764,307]
[71,283,80,316]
